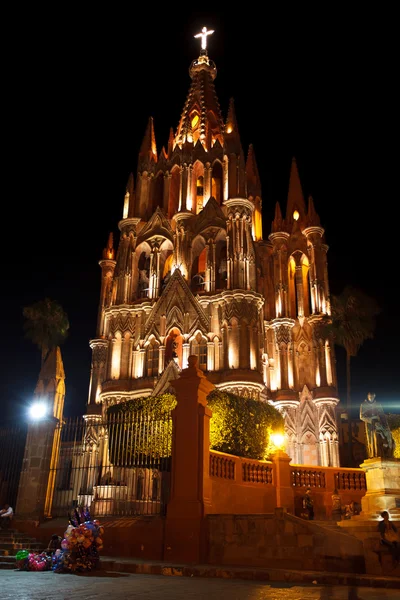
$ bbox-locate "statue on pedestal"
[360,392,395,459]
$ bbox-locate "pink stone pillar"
[164,355,215,563]
[272,450,294,514]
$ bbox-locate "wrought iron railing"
[0,421,27,509]
[50,409,173,518]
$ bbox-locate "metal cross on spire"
[194,26,214,54]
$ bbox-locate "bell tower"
[86,28,340,466]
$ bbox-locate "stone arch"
[192,160,205,214]
[190,234,207,293]
[135,241,151,299]
[215,230,227,290]
[165,327,183,368]
[190,330,208,371]
[145,335,160,377]
[111,331,122,380]
[159,239,174,292]
[211,159,223,205]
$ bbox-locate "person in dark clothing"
[46,534,62,555]
[378,511,400,566]
[302,488,314,520]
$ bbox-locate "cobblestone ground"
[0,571,398,600]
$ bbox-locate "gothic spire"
[286,157,307,223]
[271,201,284,233]
[306,195,321,227]
[122,172,136,219]
[175,42,224,150]
[102,232,114,260]
[138,117,157,171]
[168,127,174,157]
[246,144,261,199]
[225,97,242,154]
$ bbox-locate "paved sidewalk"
[0,570,399,600]
[99,556,400,589]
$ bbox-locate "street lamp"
[270,432,285,450]
[28,400,49,421]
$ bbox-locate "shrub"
[387,413,400,459]
[207,389,284,460]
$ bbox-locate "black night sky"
[1,9,398,423]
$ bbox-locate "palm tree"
[324,286,380,466]
[23,298,70,365]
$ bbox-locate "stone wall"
[207,511,365,573]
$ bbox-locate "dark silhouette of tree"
[23,298,69,365]
[324,285,380,466]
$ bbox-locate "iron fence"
[0,422,27,509]
[50,409,173,518]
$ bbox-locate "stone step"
[0,555,16,563]
[1,546,45,556]
[0,537,38,544]
[0,561,16,570]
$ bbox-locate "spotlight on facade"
[270,432,285,449]
[29,400,48,421]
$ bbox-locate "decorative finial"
[194,26,214,55]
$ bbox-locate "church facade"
[86,37,340,467]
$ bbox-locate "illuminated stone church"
[86,29,340,467]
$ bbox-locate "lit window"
[147,344,159,377]
[191,114,199,129]
[293,210,300,221]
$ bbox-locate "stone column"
[272,450,294,513]
[164,356,215,563]
[16,417,59,520]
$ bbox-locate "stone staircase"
[0,529,46,570]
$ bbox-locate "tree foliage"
[207,389,284,460]
[106,393,176,463]
[322,285,380,466]
[23,297,69,363]
[106,389,284,462]
[387,414,400,459]
[326,285,380,358]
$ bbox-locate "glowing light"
[29,401,48,420]
[194,26,214,51]
[270,433,285,449]
[226,125,233,134]
[293,210,300,221]
[191,114,199,129]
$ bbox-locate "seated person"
[46,534,62,554]
[378,511,400,566]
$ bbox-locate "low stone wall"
[13,516,165,560]
[206,512,365,573]
[210,451,276,514]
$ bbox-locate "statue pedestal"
[358,457,400,518]
[337,458,400,575]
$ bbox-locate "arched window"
[211,161,223,205]
[146,341,159,377]
[196,175,204,213]
[191,332,207,370]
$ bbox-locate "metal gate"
[0,422,27,509]
[50,408,173,518]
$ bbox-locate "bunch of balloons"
[53,506,104,573]
[15,549,51,572]
[15,549,29,571]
